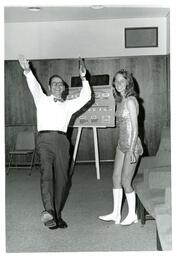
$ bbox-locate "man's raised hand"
[18,55,30,72]
[79,57,86,79]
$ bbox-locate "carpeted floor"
[6,163,157,252]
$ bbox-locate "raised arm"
[18,55,44,105]
[67,58,91,114]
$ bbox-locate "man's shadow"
[60,68,95,213]
[67,67,95,167]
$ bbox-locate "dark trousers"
[37,132,70,218]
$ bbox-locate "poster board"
[68,85,115,127]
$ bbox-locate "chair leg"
[137,197,146,226]
[7,154,13,175]
[29,151,35,176]
[29,155,33,176]
[29,168,32,176]
[136,195,141,220]
[156,227,162,250]
[140,203,146,226]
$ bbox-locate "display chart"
[68,85,115,127]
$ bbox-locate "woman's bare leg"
[121,152,139,193]
[121,152,139,225]
[98,147,124,223]
[112,147,125,188]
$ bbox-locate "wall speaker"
[125,27,158,48]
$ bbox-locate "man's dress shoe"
[40,210,57,228]
[49,217,68,229]
[57,217,68,228]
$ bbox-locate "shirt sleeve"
[66,80,91,114]
[24,70,44,106]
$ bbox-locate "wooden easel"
[73,126,103,180]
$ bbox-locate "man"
[18,55,91,229]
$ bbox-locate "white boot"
[98,188,123,224]
[120,191,138,226]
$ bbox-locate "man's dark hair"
[48,75,64,86]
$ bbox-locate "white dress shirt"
[24,71,91,132]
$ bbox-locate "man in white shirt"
[19,56,91,229]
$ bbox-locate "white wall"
[166,13,170,53]
[5,17,168,60]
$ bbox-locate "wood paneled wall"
[5,56,170,163]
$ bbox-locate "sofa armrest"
[138,156,156,174]
[155,187,171,216]
[138,155,170,174]
[156,213,172,250]
[148,167,171,189]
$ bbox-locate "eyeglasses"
[51,82,64,87]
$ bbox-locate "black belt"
[38,130,66,135]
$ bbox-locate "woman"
[99,69,143,225]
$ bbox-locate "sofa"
[133,126,171,250]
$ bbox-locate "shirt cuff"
[24,69,31,76]
[82,79,89,86]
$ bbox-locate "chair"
[7,131,36,176]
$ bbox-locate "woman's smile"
[114,74,127,94]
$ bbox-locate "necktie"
[53,97,63,102]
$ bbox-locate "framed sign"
[125,27,158,48]
[71,74,109,87]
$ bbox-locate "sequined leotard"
[116,96,143,155]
